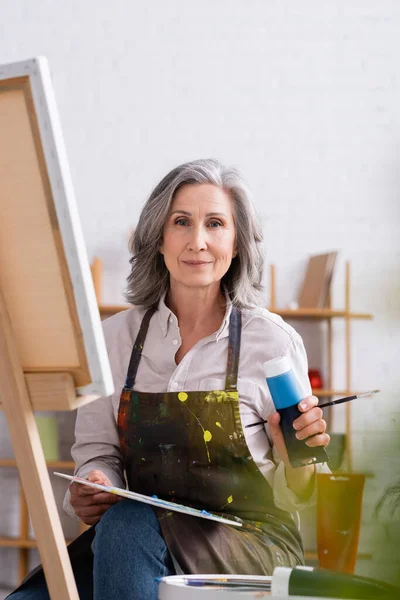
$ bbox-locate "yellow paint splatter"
[227,495,233,504]
[215,421,222,429]
[178,397,211,462]
[204,430,212,442]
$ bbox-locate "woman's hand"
[69,470,122,525]
[267,395,330,464]
[267,395,330,498]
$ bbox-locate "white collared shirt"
[63,295,330,519]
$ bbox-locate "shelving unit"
[0,257,373,582]
[0,460,86,584]
[269,262,373,472]
[269,261,374,566]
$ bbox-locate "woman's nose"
[187,225,207,251]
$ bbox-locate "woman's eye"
[208,220,223,228]
[175,218,189,226]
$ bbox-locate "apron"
[117,305,304,575]
[9,306,305,598]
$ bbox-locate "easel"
[0,293,83,600]
[0,57,114,600]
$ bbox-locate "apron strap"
[125,304,242,391]
[125,305,157,388]
[225,307,242,391]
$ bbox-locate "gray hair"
[125,159,264,308]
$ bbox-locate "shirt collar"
[157,289,233,340]
[157,293,174,337]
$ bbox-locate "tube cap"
[263,356,291,379]
[271,567,292,596]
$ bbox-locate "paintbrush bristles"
[357,389,380,398]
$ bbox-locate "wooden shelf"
[99,305,373,320]
[0,459,75,469]
[0,537,41,549]
[99,304,130,317]
[0,537,76,549]
[269,308,372,320]
[312,389,360,397]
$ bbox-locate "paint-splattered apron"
[117,306,304,575]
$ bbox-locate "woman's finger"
[70,470,113,498]
[71,491,120,508]
[293,407,323,431]
[70,482,99,497]
[90,492,121,505]
[295,419,327,441]
[87,470,113,487]
[266,411,290,464]
[305,433,331,448]
[70,487,100,503]
[298,396,319,412]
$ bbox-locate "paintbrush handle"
[245,419,268,428]
[318,395,357,409]
[246,391,379,428]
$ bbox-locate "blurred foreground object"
[317,473,365,573]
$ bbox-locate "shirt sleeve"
[63,317,126,519]
[270,334,331,513]
[62,393,125,519]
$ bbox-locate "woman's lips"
[182,260,211,266]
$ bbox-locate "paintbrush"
[245,390,380,428]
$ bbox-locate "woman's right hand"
[69,469,122,525]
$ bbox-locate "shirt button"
[172,339,179,346]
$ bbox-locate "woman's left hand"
[267,395,330,466]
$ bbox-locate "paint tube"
[271,566,400,598]
[263,356,328,468]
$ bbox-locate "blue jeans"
[7,500,175,600]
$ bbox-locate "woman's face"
[161,183,237,293]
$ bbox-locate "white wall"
[1,0,399,593]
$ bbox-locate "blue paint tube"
[272,566,400,598]
[264,356,328,468]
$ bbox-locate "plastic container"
[264,356,328,468]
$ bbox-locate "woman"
[8,159,330,600]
